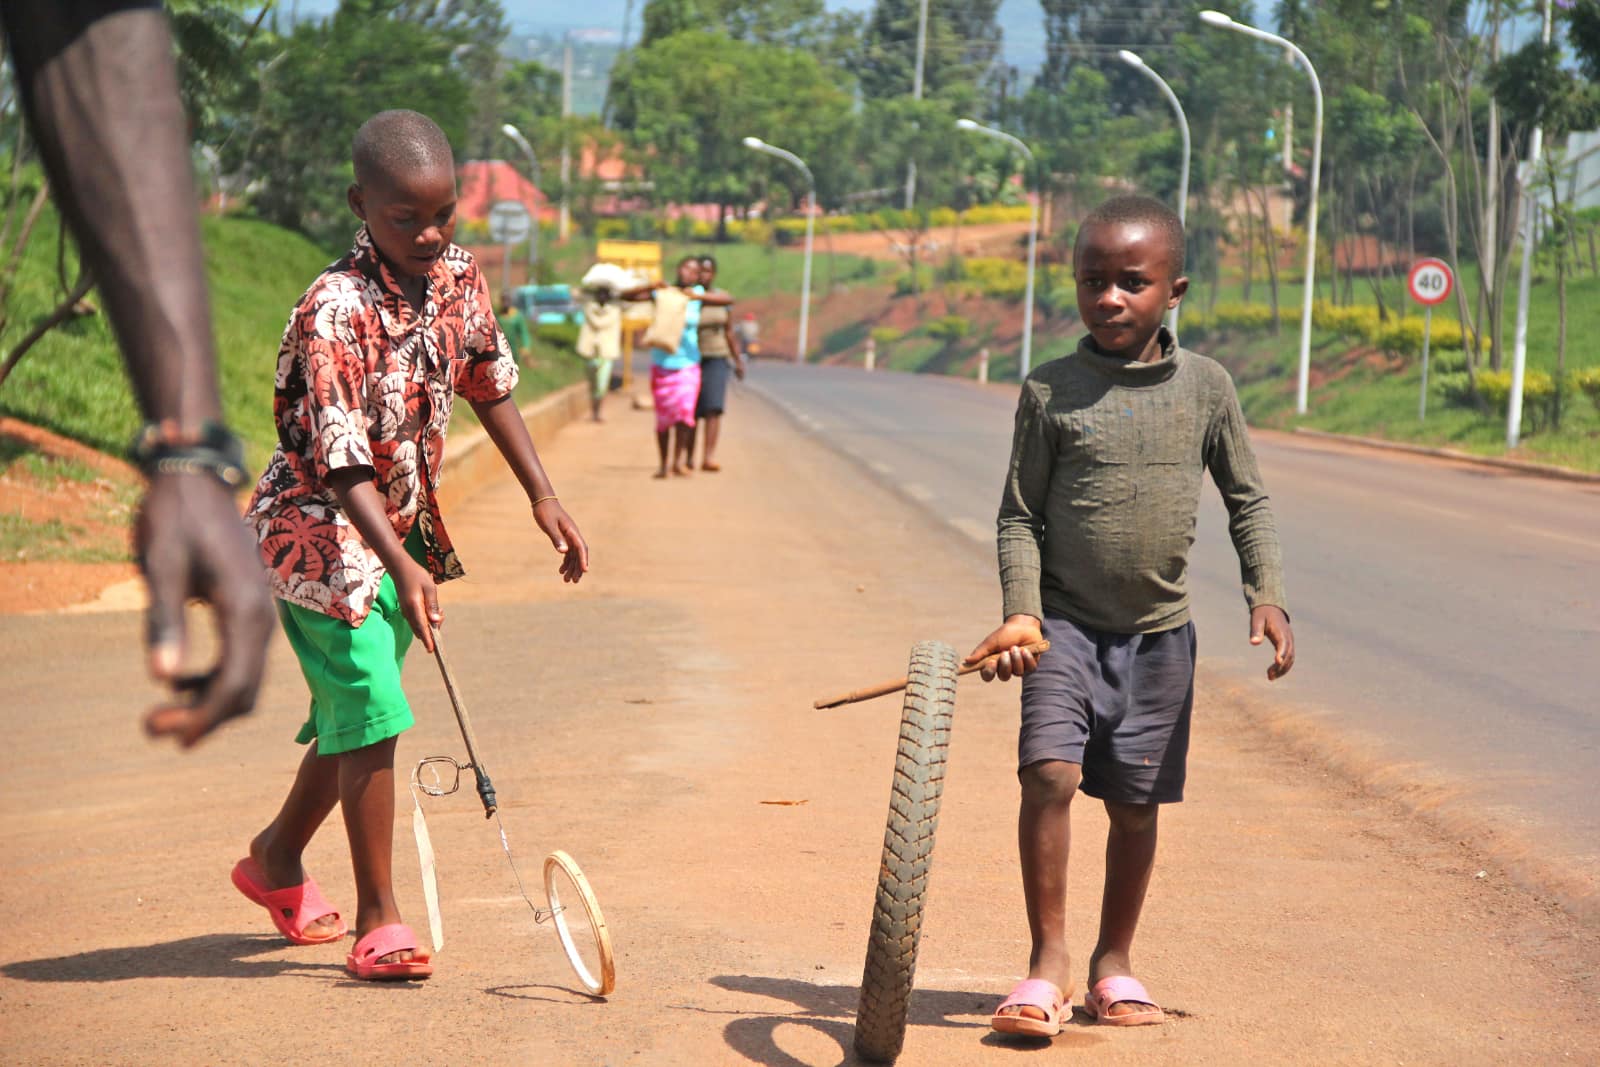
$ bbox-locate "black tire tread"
[853,640,959,1063]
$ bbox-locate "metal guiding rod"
[428,625,498,817]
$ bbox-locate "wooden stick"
[813,640,1050,709]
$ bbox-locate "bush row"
[1183,299,1467,358]
[582,204,1035,245]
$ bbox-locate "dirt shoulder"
[1,384,1596,1065]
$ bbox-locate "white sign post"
[1407,257,1454,422]
[488,199,532,296]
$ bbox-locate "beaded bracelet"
[128,419,250,489]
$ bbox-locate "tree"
[232,1,476,248]
[608,30,854,238]
[857,0,1002,110]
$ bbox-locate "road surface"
[749,360,1600,912]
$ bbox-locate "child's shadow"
[3,933,347,984]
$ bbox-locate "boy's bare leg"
[654,429,670,478]
[672,425,694,475]
[1088,799,1161,1015]
[338,735,414,964]
[249,743,343,939]
[998,759,1080,1022]
[700,414,722,469]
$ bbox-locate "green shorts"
[279,528,424,756]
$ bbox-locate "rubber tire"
[853,640,959,1063]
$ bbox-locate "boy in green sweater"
[971,196,1295,1036]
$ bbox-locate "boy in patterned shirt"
[235,110,589,980]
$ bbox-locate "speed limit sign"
[1407,258,1454,306]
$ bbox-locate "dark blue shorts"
[1019,614,1196,805]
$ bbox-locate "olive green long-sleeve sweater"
[997,330,1287,633]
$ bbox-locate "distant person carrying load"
[576,263,629,422]
[622,257,732,479]
[693,255,746,472]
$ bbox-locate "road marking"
[902,482,935,503]
[949,517,992,544]
[869,460,894,476]
[1507,523,1599,552]
[1399,500,1475,523]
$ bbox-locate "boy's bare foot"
[671,464,690,477]
[653,468,668,479]
[248,830,343,941]
[701,460,721,472]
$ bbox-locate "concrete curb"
[1290,427,1600,485]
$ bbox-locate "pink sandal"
[346,923,433,981]
[1083,975,1165,1026]
[230,857,347,945]
[990,978,1068,1037]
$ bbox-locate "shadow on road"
[683,974,1100,1066]
[2,933,348,983]
[484,981,608,1005]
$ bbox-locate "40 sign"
[1407,258,1454,307]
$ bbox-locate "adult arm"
[723,315,745,378]
[1205,376,1294,679]
[3,0,273,745]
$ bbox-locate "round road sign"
[488,199,532,244]
[1407,258,1453,307]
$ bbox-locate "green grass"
[538,233,881,300]
[0,208,332,470]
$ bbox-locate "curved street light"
[957,118,1040,379]
[1118,50,1190,337]
[743,136,815,364]
[1200,9,1323,416]
[501,123,542,280]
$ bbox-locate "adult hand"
[965,614,1045,682]
[394,559,442,652]
[533,498,589,583]
[138,473,275,747]
[1249,605,1295,680]
[734,358,747,381]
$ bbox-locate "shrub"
[1573,366,1600,415]
[963,257,1026,301]
[535,322,579,350]
[1212,302,1276,332]
[870,326,904,346]
[927,314,971,341]
[1432,371,1476,405]
[1476,369,1512,409]
[593,218,629,240]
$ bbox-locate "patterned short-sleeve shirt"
[245,227,518,625]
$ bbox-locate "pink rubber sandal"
[991,978,1068,1037]
[230,857,347,945]
[1084,975,1165,1026]
[346,923,433,981]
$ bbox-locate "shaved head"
[1077,195,1186,276]
[352,109,454,189]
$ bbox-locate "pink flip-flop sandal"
[1084,975,1165,1026]
[230,857,347,945]
[991,978,1068,1037]
[346,923,433,981]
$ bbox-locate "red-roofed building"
[457,159,552,224]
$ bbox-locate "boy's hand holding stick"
[814,639,1050,709]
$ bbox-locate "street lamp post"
[1200,10,1323,416]
[500,123,541,282]
[743,136,815,364]
[957,118,1039,379]
[1118,49,1190,337]
[1507,0,1554,449]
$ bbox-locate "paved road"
[748,360,1600,903]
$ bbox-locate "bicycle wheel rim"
[543,849,616,996]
